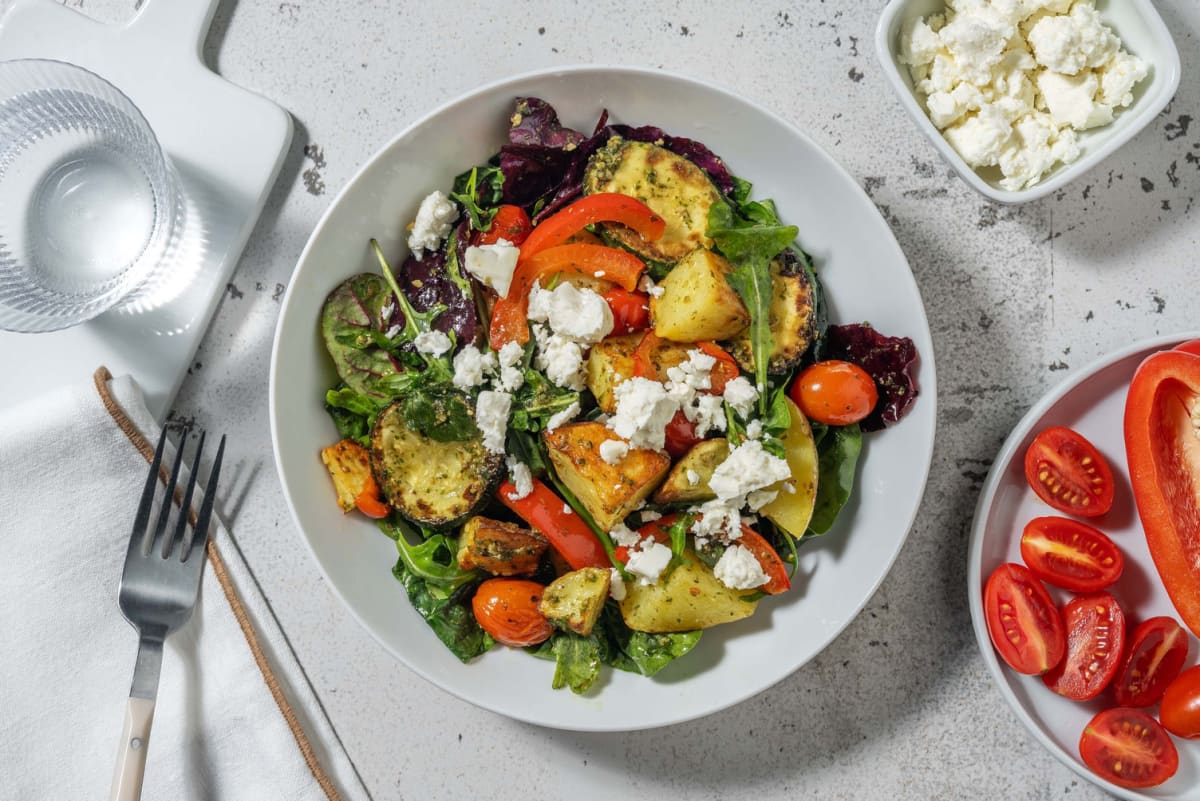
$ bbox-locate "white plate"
[269,65,937,731]
[968,332,1200,799]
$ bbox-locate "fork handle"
[109,697,156,801]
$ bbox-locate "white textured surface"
[10,1,1199,799]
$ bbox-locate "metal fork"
[110,427,225,801]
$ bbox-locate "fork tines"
[132,427,226,562]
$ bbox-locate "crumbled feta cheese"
[545,401,581,431]
[464,240,520,297]
[1096,50,1148,109]
[746,419,764,440]
[638,274,665,298]
[532,325,587,390]
[686,469,700,486]
[563,503,573,515]
[625,540,673,586]
[723,377,758,419]
[474,390,511,455]
[384,324,403,340]
[528,282,614,344]
[607,377,678,451]
[1026,2,1117,75]
[1037,69,1113,129]
[746,489,778,512]
[609,522,641,548]
[713,544,769,590]
[407,190,458,260]
[452,345,495,390]
[687,394,727,438]
[689,498,743,544]
[495,340,526,393]
[608,568,627,601]
[599,439,629,465]
[640,510,662,522]
[413,330,452,358]
[505,457,533,501]
[708,439,791,502]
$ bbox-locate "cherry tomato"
[1042,592,1125,701]
[789,360,878,426]
[1160,664,1200,739]
[1113,616,1190,708]
[603,288,651,335]
[1019,516,1123,592]
[353,474,391,519]
[1023,425,1115,518]
[735,525,791,595]
[663,410,700,460]
[1125,350,1200,636]
[695,341,740,396]
[1079,707,1178,789]
[474,204,532,246]
[471,578,554,647]
[1172,339,1200,357]
[983,563,1066,675]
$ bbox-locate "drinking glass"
[0,59,182,333]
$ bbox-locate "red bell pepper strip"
[695,341,741,395]
[498,477,610,570]
[489,244,645,347]
[518,193,665,260]
[1124,348,1200,637]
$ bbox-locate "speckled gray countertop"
[26,1,1200,799]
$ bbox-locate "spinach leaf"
[532,631,605,694]
[379,518,480,593]
[706,201,797,414]
[602,606,702,677]
[324,385,385,445]
[391,557,492,662]
[400,386,478,442]
[320,273,401,399]
[805,422,863,536]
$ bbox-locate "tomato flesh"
[1160,664,1200,739]
[1019,516,1123,592]
[1042,591,1125,701]
[603,288,650,335]
[1114,616,1189,708]
[1023,426,1115,517]
[735,525,791,595]
[663,411,700,460]
[471,578,554,647]
[789,360,878,426]
[1125,350,1200,637]
[983,563,1066,675]
[1079,707,1179,789]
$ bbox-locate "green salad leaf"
[450,165,504,231]
[806,422,863,536]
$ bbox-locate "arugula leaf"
[379,518,480,593]
[370,239,447,348]
[805,422,863,536]
[706,202,797,413]
[324,385,386,446]
[531,631,605,694]
[666,513,691,562]
[450,165,504,231]
[509,366,580,432]
[443,230,474,299]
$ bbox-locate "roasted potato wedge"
[538,567,612,636]
[586,333,697,414]
[619,553,758,632]
[457,516,548,576]
[320,439,374,512]
[543,422,670,532]
[652,438,729,505]
[651,248,749,342]
[759,398,819,537]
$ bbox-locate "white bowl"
[875,0,1182,204]
[269,65,938,731]
[968,332,1200,799]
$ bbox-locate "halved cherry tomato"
[663,411,700,460]
[1124,349,1200,637]
[474,204,532,246]
[1023,425,1115,518]
[630,333,739,395]
[497,478,609,570]
[471,578,554,647]
[789,360,878,426]
[603,288,650,335]
[1079,707,1179,789]
[1019,516,1123,592]
[1042,591,1125,701]
[695,341,740,396]
[983,563,1066,675]
[1113,616,1189,708]
[489,244,645,347]
[353,474,391,519]
[735,525,791,595]
[518,193,665,260]
[1160,664,1200,739]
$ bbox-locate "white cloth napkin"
[0,371,368,801]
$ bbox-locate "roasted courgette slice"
[583,137,722,263]
[725,253,818,376]
[369,397,503,528]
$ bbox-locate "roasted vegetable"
[726,253,818,375]
[538,567,612,636]
[650,248,749,342]
[456,516,548,576]
[758,398,819,537]
[543,422,670,532]
[319,438,375,512]
[585,332,696,414]
[619,553,758,632]
[583,138,722,263]
[652,438,728,505]
[370,397,503,528]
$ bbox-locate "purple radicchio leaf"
[823,323,920,432]
[508,97,588,148]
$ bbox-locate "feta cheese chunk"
[607,377,679,451]
[528,282,614,344]
[452,345,496,390]
[464,240,520,297]
[474,390,511,455]
[532,324,587,390]
[505,457,533,501]
[413,330,452,358]
[599,439,629,465]
[1026,2,1117,76]
[545,401,581,432]
[608,568,627,601]
[1096,51,1148,109]
[708,440,791,502]
[625,540,673,586]
[722,376,758,419]
[407,190,458,260]
[495,340,526,393]
[713,544,769,590]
